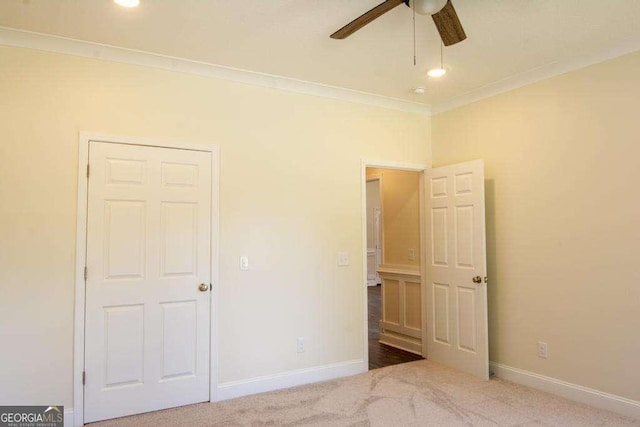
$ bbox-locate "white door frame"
[360,159,429,367]
[73,133,220,426]
[365,175,383,286]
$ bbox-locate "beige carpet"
[92,360,639,426]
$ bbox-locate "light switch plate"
[337,252,349,267]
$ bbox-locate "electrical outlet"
[408,249,416,262]
[239,255,249,271]
[537,341,548,359]
[297,337,306,353]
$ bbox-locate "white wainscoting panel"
[378,265,423,355]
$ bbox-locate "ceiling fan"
[330,0,466,46]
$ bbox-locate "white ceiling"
[2,0,640,108]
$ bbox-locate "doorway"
[364,165,425,370]
[361,159,490,380]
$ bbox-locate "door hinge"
[86,163,90,178]
[484,276,488,284]
[84,266,88,281]
[209,283,212,291]
[82,371,86,385]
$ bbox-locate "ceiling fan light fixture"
[427,67,447,78]
[410,0,448,16]
[114,0,140,8]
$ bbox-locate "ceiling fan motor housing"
[331,0,465,46]
[407,0,448,15]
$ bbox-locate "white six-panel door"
[424,160,489,379]
[84,142,212,422]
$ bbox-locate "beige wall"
[432,52,640,401]
[366,168,421,268]
[0,46,431,407]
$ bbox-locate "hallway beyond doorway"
[368,286,423,370]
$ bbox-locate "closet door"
[84,141,212,422]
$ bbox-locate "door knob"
[198,283,209,292]
[472,276,482,284]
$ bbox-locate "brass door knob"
[472,276,482,284]
[198,283,209,292]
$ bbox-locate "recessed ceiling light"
[427,68,447,78]
[114,0,139,8]
[413,87,426,94]
[428,43,448,78]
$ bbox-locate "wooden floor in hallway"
[368,285,423,370]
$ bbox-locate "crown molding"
[3,26,639,117]
[0,26,431,115]
[431,39,640,115]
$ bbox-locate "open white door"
[84,141,212,422]
[424,160,488,379]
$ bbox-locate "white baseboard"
[216,359,366,401]
[490,362,640,420]
[63,408,74,427]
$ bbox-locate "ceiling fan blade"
[330,0,405,39]
[431,0,466,46]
